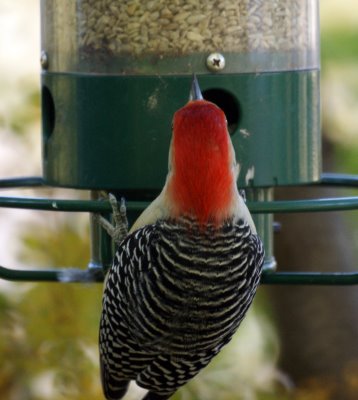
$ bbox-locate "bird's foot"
[95,193,129,245]
[239,189,247,203]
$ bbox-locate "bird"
[98,75,265,400]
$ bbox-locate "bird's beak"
[189,74,203,101]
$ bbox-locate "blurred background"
[0,0,357,399]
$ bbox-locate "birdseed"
[77,0,313,56]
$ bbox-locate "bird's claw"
[97,193,129,245]
[239,189,247,203]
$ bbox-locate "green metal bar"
[0,265,62,282]
[249,196,358,214]
[0,196,148,212]
[319,173,358,187]
[1,196,358,213]
[249,188,277,270]
[1,264,357,285]
[0,176,45,188]
[0,265,103,282]
[261,271,358,285]
[0,173,356,193]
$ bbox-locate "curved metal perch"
[0,173,357,284]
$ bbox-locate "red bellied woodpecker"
[98,76,264,400]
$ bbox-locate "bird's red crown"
[169,100,234,225]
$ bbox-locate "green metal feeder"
[41,0,320,191]
[40,0,320,271]
[4,0,355,284]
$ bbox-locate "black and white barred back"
[99,217,265,399]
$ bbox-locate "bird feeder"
[39,0,321,271]
[41,0,320,191]
[1,1,357,285]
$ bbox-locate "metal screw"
[206,52,225,72]
[40,51,49,70]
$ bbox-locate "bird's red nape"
[169,100,234,225]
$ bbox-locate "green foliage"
[321,29,358,67]
[0,216,103,399]
[8,84,40,136]
[334,143,358,175]
[19,217,90,268]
